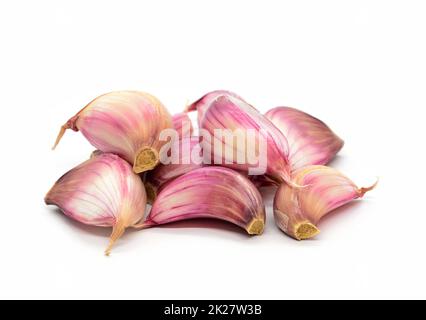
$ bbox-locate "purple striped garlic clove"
[185,90,246,126]
[138,167,265,235]
[273,165,377,240]
[199,94,295,186]
[144,136,203,203]
[52,91,173,174]
[45,153,147,255]
[172,112,194,138]
[265,107,344,171]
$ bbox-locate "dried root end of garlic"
[133,146,160,173]
[247,218,265,235]
[294,222,321,240]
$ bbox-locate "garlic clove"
[172,112,194,138]
[144,136,203,203]
[45,153,147,255]
[200,94,295,186]
[185,90,246,126]
[265,107,344,171]
[52,91,173,174]
[273,165,377,240]
[138,167,265,235]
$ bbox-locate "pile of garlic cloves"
[45,90,376,255]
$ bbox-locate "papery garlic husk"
[200,94,295,186]
[273,165,377,240]
[137,167,265,235]
[185,90,245,127]
[144,136,203,203]
[53,91,173,173]
[45,153,147,255]
[172,112,194,138]
[265,107,344,171]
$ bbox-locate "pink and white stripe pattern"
[45,153,147,254]
[200,94,293,185]
[172,112,194,138]
[140,167,265,235]
[144,137,203,201]
[53,91,173,173]
[265,107,344,171]
[185,90,245,126]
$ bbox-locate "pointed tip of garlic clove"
[104,219,127,256]
[294,222,320,240]
[52,115,80,150]
[358,178,379,197]
[247,218,265,235]
[52,125,68,150]
[133,147,160,173]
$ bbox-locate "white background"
[0,0,425,299]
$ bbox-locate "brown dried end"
[133,147,159,173]
[294,222,320,240]
[247,218,264,235]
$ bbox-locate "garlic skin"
[200,94,294,185]
[273,165,377,240]
[265,107,344,171]
[144,137,203,202]
[45,153,147,255]
[138,167,265,235]
[172,112,193,138]
[53,91,173,173]
[186,90,245,126]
